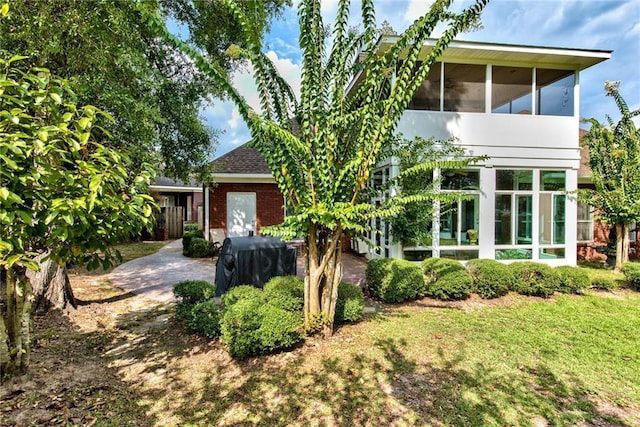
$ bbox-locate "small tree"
[581,81,640,271]
[0,57,155,376]
[141,0,488,336]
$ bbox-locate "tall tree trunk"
[615,223,624,272]
[622,222,630,266]
[1,266,33,376]
[26,255,76,313]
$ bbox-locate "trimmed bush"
[263,276,304,312]
[221,285,266,308]
[184,223,200,232]
[185,300,221,338]
[509,262,560,298]
[182,230,203,252]
[220,292,303,358]
[425,269,473,301]
[173,280,216,304]
[335,282,364,324]
[622,263,640,291]
[555,266,590,294]
[590,276,617,290]
[422,258,466,284]
[466,259,513,299]
[187,237,218,258]
[366,258,425,302]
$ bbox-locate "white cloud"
[227,108,241,130]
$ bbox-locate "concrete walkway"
[109,239,216,303]
[109,239,368,303]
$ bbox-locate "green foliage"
[220,289,303,358]
[366,258,425,303]
[425,269,473,301]
[622,263,640,291]
[182,230,203,253]
[185,300,221,339]
[186,238,218,258]
[422,258,466,284]
[173,280,216,304]
[555,266,590,294]
[335,282,365,324]
[184,224,201,232]
[465,259,513,299]
[263,276,304,313]
[221,285,266,308]
[590,276,617,290]
[510,262,561,298]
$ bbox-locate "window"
[538,171,566,258]
[577,202,594,242]
[495,169,534,259]
[370,166,392,258]
[408,62,441,111]
[492,66,533,114]
[444,63,486,113]
[630,221,637,243]
[536,69,575,116]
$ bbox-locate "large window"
[443,63,486,113]
[536,69,575,116]
[577,202,594,243]
[371,167,391,258]
[408,62,441,111]
[539,171,566,259]
[492,66,533,114]
[495,170,534,260]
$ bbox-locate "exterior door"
[227,192,256,237]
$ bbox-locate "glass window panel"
[403,250,432,262]
[495,194,512,244]
[444,63,486,113]
[441,170,480,190]
[440,202,457,246]
[577,202,592,221]
[408,62,441,111]
[461,195,479,246]
[516,195,533,244]
[440,250,479,261]
[577,223,593,242]
[630,221,637,243]
[540,248,565,259]
[541,171,565,191]
[536,69,574,116]
[539,193,552,245]
[492,66,533,114]
[496,170,533,191]
[554,195,565,244]
[495,249,532,260]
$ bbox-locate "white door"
[227,192,256,237]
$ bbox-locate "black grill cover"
[215,236,297,296]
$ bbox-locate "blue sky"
[203,0,640,157]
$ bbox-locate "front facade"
[365,38,611,266]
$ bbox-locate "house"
[149,177,203,239]
[358,38,612,266]
[203,144,285,242]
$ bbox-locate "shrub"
[466,259,513,299]
[221,285,265,308]
[555,266,590,294]
[590,276,617,290]
[366,258,425,302]
[187,237,218,258]
[220,292,303,358]
[422,258,466,284]
[185,300,221,338]
[335,282,364,323]
[509,262,560,298]
[184,223,200,232]
[263,276,304,312]
[424,269,473,301]
[182,229,203,252]
[622,263,640,291]
[173,280,216,304]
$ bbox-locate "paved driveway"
[109,239,367,303]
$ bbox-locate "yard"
[1,252,639,426]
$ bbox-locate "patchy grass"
[69,240,166,276]
[577,261,628,289]
[4,283,639,426]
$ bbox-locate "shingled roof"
[213,143,272,175]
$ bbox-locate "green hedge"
[263,276,304,313]
[622,263,640,291]
[510,262,560,298]
[555,266,590,294]
[186,237,218,258]
[335,282,364,324]
[421,258,466,284]
[182,230,202,253]
[221,285,266,308]
[425,269,473,301]
[366,258,425,302]
[185,300,221,338]
[173,280,216,304]
[465,259,513,299]
[184,223,200,232]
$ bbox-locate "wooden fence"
[156,207,184,239]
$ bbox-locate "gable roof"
[213,143,272,175]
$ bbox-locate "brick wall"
[209,183,284,235]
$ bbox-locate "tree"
[0,56,156,376]
[581,81,640,271]
[140,0,488,336]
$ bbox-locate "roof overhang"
[149,185,202,192]
[212,173,275,184]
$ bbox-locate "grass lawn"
[68,240,167,276]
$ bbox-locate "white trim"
[213,173,275,184]
[204,186,210,241]
[149,185,202,192]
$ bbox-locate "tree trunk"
[615,223,624,272]
[26,254,76,313]
[622,222,630,266]
[304,223,343,336]
[1,265,33,376]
